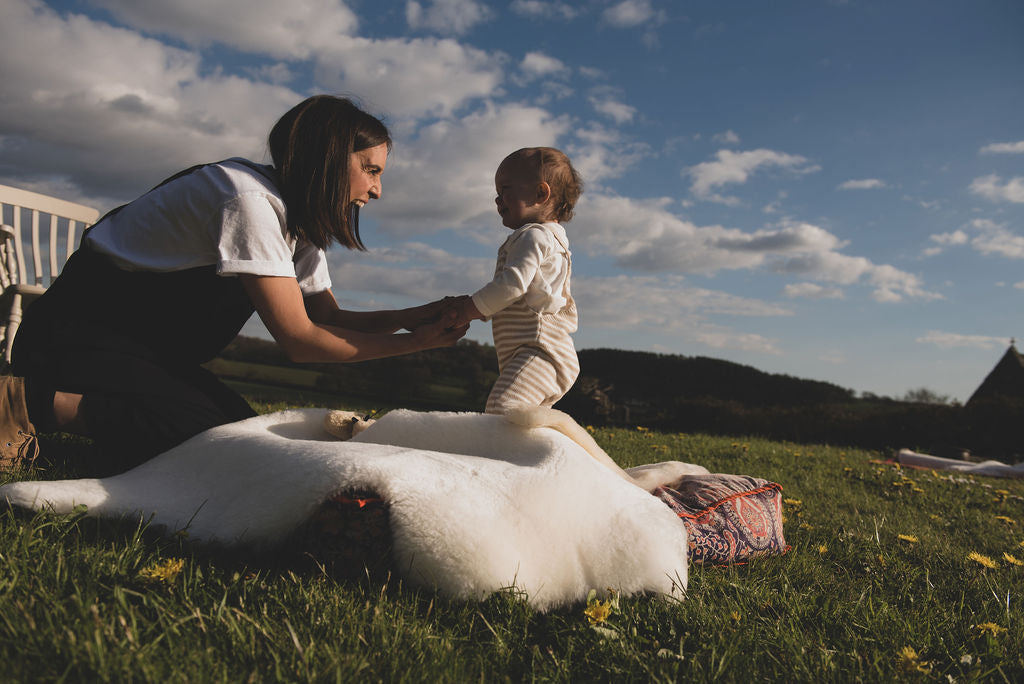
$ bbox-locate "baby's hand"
[441,296,470,329]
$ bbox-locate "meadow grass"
[1,395,1022,682]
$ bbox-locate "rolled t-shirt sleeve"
[216,191,332,296]
[472,226,550,317]
[294,241,332,295]
[217,192,296,278]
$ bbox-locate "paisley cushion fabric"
[653,474,789,565]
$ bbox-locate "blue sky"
[2,0,1022,402]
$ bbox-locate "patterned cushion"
[653,474,789,565]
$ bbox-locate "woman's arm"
[241,275,467,363]
[303,290,456,333]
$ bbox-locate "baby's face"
[494,159,548,229]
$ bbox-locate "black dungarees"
[12,161,279,468]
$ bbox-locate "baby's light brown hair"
[503,147,583,223]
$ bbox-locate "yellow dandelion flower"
[891,481,905,488]
[994,515,1016,525]
[912,486,925,493]
[1002,553,1023,566]
[1019,540,1024,549]
[730,611,741,622]
[897,534,919,543]
[818,544,828,554]
[973,622,1007,636]
[843,467,853,472]
[968,552,998,569]
[636,426,649,432]
[784,498,802,506]
[138,558,185,583]
[896,646,931,674]
[996,489,1010,495]
[584,599,612,625]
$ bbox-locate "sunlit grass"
[1,402,1021,681]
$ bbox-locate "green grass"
[2,395,1023,682]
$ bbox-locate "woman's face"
[348,143,388,208]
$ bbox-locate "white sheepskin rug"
[1,408,699,611]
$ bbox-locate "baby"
[450,147,583,414]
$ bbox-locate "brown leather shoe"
[1,375,39,470]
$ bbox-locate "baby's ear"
[535,181,552,204]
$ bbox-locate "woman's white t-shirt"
[84,158,331,296]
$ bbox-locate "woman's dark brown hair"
[269,95,391,250]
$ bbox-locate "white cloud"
[510,0,578,20]
[573,196,939,302]
[602,0,664,28]
[969,174,1024,203]
[406,0,494,35]
[589,97,637,124]
[0,0,298,201]
[867,264,940,303]
[980,141,1024,154]
[838,178,886,190]
[686,148,820,203]
[368,102,572,235]
[922,229,968,256]
[0,0,507,205]
[313,36,503,120]
[931,230,969,246]
[966,219,1024,258]
[328,242,492,300]
[712,130,740,145]
[574,274,791,325]
[916,331,1007,351]
[519,52,571,82]
[327,247,791,352]
[568,124,650,184]
[783,282,845,299]
[91,0,358,59]
[1015,281,1024,289]
[694,332,783,355]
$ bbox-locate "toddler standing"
[451,147,583,414]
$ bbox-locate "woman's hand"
[411,316,470,350]
[242,275,470,363]
[396,295,469,331]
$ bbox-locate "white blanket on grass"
[897,448,1024,478]
[0,408,695,611]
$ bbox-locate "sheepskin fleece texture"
[0,408,690,610]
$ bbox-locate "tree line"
[218,337,1022,462]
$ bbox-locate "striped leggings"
[485,350,567,414]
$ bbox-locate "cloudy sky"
[2,0,1022,402]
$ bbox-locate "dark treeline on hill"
[216,337,1022,462]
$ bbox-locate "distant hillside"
[214,337,856,412]
[211,336,1020,459]
[571,348,855,408]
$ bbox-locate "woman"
[1,95,467,471]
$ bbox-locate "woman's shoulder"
[200,158,279,197]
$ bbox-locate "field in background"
[1,389,1022,681]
